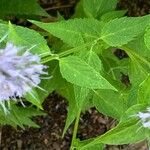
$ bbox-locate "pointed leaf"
[87,104,148,146]
[0,104,45,128]
[138,75,150,104]
[74,86,89,108]
[0,22,50,56]
[83,0,118,18]
[30,19,102,47]
[94,119,146,145]
[59,84,77,137]
[79,50,102,72]
[93,89,127,119]
[101,15,150,46]
[59,56,117,90]
[128,36,150,57]
[0,0,49,18]
[144,25,150,50]
[100,10,127,23]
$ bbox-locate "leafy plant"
[1,0,150,150]
[0,0,49,19]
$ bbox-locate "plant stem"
[70,108,81,150]
[41,41,97,63]
[41,43,92,64]
[59,42,92,58]
[41,54,59,64]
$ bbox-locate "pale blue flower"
[137,108,150,129]
[0,42,47,102]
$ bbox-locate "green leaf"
[73,137,104,150]
[138,75,150,104]
[74,86,89,108]
[24,89,43,109]
[0,22,51,108]
[62,51,102,137]
[121,103,148,121]
[74,50,101,109]
[78,50,102,72]
[81,50,124,91]
[129,57,148,87]
[46,62,67,91]
[0,104,45,128]
[127,36,150,57]
[101,15,150,46]
[93,89,127,119]
[9,23,50,55]
[0,22,50,56]
[121,104,150,143]
[122,44,150,107]
[62,51,113,137]
[144,25,150,50]
[77,139,104,150]
[58,84,77,137]
[83,0,118,19]
[59,55,117,90]
[127,57,148,106]
[25,60,67,107]
[72,0,86,18]
[85,104,149,146]
[0,0,49,18]
[95,119,146,145]
[100,10,127,23]
[36,61,67,102]
[80,144,104,150]
[0,23,7,38]
[100,48,129,81]
[0,22,54,109]
[4,22,52,107]
[12,105,45,128]
[30,19,102,47]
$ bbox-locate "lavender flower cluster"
[0,42,47,102]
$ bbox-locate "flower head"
[0,42,47,102]
[136,107,150,129]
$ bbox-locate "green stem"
[41,42,94,63]
[41,54,59,64]
[70,108,81,150]
[59,42,92,58]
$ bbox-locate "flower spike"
[0,42,47,103]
